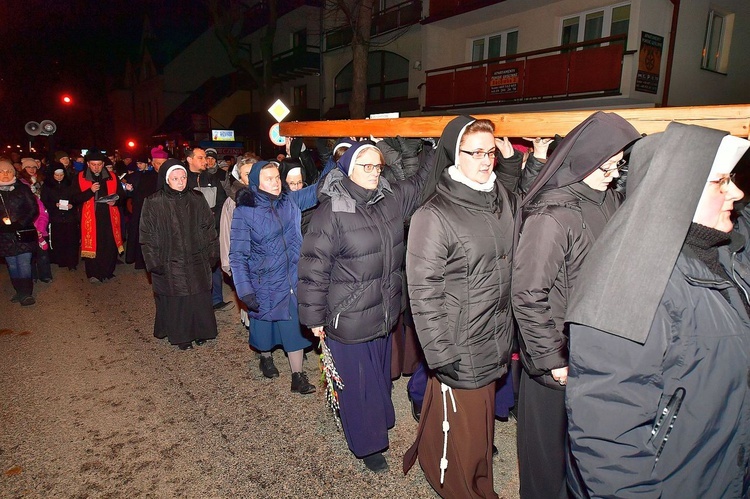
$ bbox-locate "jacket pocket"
[330,280,375,329]
[648,387,686,467]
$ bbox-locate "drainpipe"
[661,0,680,107]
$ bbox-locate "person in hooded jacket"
[565,126,750,498]
[139,159,219,350]
[297,140,434,472]
[41,168,80,270]
[511,111,641,499]
[229,160,325,394]
[0,159,39,306]
[402,116,521,498]
[124,147,165,269]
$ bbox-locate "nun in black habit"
[510,111,641,499]
[565,124,750,497]
[140,159,219,350]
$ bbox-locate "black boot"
[291,372,316,394]
[17,278,35,306]
[9,278,21,302]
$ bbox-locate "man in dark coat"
[185,146,231,310]
[72,150,127,283]
[140,159,219,350]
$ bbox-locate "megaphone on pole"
[25,121,42,136]
[39,120,57,136]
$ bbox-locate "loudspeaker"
[39,120,57,136]
[25,121,42,136]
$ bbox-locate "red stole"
[78,172,124,258]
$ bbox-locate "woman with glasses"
[140,159,219,350]
[298,140,433,472]
[511,111,640,498]
[0,158,39,306]
[402,116,521,498]
[566,127,750,497]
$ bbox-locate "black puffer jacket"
[512,183,621,388]
[0,182,39,257]
[407,170,517,389]
[298,150,432,344]
[140,161,218,296]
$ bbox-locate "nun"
[511,111,641,498]
[566,124,750,497]
[140,159,219,350]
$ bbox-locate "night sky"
[0,0,208,151]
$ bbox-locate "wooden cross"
[279,104,750,139]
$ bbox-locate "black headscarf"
[522,111,641,207]
[422,115,475,203]
[567,122,748,344]
[158,158,188,195]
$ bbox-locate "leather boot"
[10,278,21,302]
[17,278,35,306]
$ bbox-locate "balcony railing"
[241,0,324,37]
[325,0,422,51]
[424,35,627,109]
[252,45,320,82]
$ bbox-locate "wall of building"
[668,0,750,106]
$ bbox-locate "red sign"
[487,62,524,100]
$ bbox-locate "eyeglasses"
[355,163,385,173]
[459,149,497,160]
[287,180,306,188]
[598,158,627,177]
[708,172,736,191]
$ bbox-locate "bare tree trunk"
[349,0,375,119]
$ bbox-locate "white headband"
[165,164,187,179]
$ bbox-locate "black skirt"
[153,291,218,345]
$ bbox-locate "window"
[471,29,519,62]
[702,9,734,73]
[334,51,409,107]
[293,85,307,108]
[292,29,307,49]
[561,3,630,48]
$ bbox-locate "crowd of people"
[3,112,750,498]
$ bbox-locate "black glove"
[435,360,460,381]
[149,265,165,276]
[241,293,260,313]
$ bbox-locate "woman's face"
[259,166,282,196]
[238,163,253,186]
[457,131,496,184]
[167,169,187,192]
[582,152,624,191]
[54,172,65,182]
[693,173,744,232]
[0,162,16,182]
[349,148,383,190]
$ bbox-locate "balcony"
[255,45,321,82]
[325,0,422,52]
[241,0,324,37]
[424,35,627,110]
[425,0,505,23]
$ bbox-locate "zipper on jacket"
[271,202,294,320]
[731,251,750,306]
[649,387,685,464]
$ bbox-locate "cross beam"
[279,105,750,139]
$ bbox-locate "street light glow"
[62,94,72,104]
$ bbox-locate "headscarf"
[567,123,750,344]
[421,115,475,203]
[522,111,641,207]
[247,160,272,189]
[336,142,381,177]
[158,159,187,193]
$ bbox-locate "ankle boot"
[10,278,21,302]
[17,278,35,306]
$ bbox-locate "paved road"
[0,263,519,497]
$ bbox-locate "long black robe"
[125,169,158,268]
[41,178,80,269]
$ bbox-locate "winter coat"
[219,180,245,275]
[186,168,226,234]
[229,184,317,321]
[0,182,39,257]
[566,247,750,498]
[139,185,218,297]
[41,178,78,225]
[512,183,622,388]
[298,158,430,344]
[407,170,517,389]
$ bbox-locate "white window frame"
[469,28,519,62]
[701,8,734,73]
[560,2,630,46]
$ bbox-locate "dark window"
[334,50,409,107]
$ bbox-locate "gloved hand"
[435,360,460,381]
[241,293,260,313]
